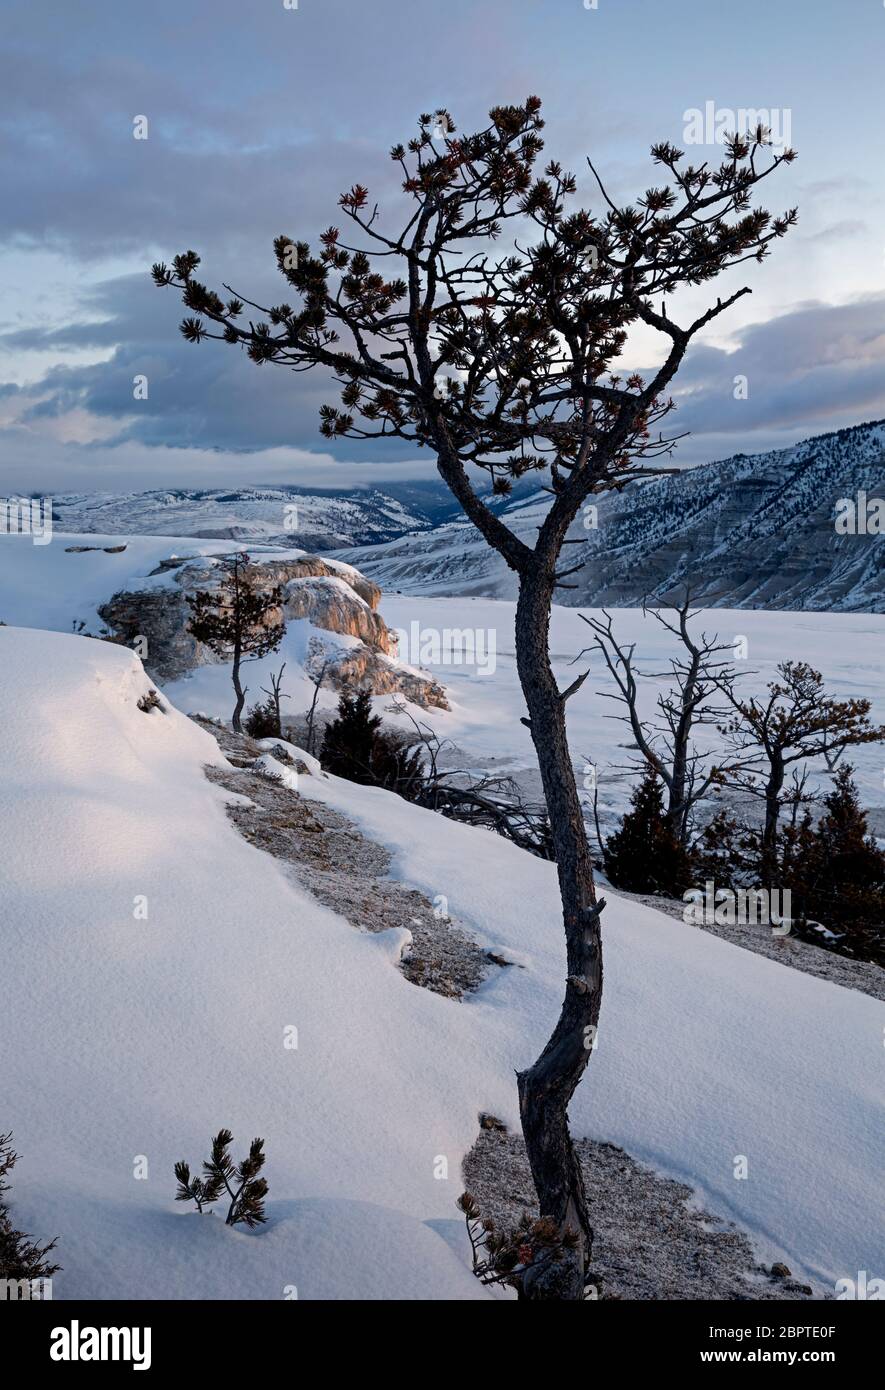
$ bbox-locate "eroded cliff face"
[98,550,448,709]
[245,555,382,611]
[98,586,199,678]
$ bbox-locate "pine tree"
[155,99,796,1298]
[187,554,284,732]
[791,765,885,963]
[245,665,290,740]
[244,697,281,739]
[321,688,425,795]
[692,809,761,891]
[720,663,885,884]
[321,689,379,782]
[605,766,693,896]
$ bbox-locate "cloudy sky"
[2,0,884,494]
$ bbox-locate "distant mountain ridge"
[48,482,466,552]
[46,477,542,553]
[332,420,885,612]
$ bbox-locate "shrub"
[789,765,885,964]
[691,810,761,891]
[137,688,164,714]
[459,1192,596,1299]
[0,1132,60,1287]
[244,698,281,739]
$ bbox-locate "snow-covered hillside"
[47,484,449,552]
[1,626,883,1298]
[334,420,885,612]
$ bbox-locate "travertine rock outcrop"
[98,550,448,708]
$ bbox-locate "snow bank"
[300,742,885,1292]
[0,531,301,634]
[0,627,489,1300]
[1,626,882,1299]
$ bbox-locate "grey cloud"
[3,284,885,488]
[0,423,440,495]
[0,1,530,265]
[664,295,885,446]
[1,0,883,490]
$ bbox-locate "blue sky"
[1,0,884,492]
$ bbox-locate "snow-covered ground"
[0,531,384,732]
[380,596,885,821]
[0,626,488,1300]
[0,531,282,634]
[1,625,882,1299]
[166,591,885,825]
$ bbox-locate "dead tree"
[304,657,331,756]
[580,595,753,847]
[387,698,555,856]
[155,99,796,1298]
[258,663,289,738]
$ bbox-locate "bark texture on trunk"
[668,733,690,844]
[762,752,784,883]
[514,573,603,1300]
[231,642,246,733]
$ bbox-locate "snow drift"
[1,626,882,1299]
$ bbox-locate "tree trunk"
[668,747,689,846]
[305,664,326,756]
[231,640,246,733]
[514,572,602,1300]
[666,649,700,848]
[761,752,784,884]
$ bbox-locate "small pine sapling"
[175,1129,268,1227]
[244,698,282,739]
[245,665,290,738]
[604,764,693,896]
[458,1192,596,1301]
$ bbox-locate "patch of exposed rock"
[195,717,492,998]
[283,574,394,653]
[147,551,381,608]
[305,634,449,710]
[98,549,448,707]
[99,587,200,679]
[65,543,128,555]
[463,1122,821,1301]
